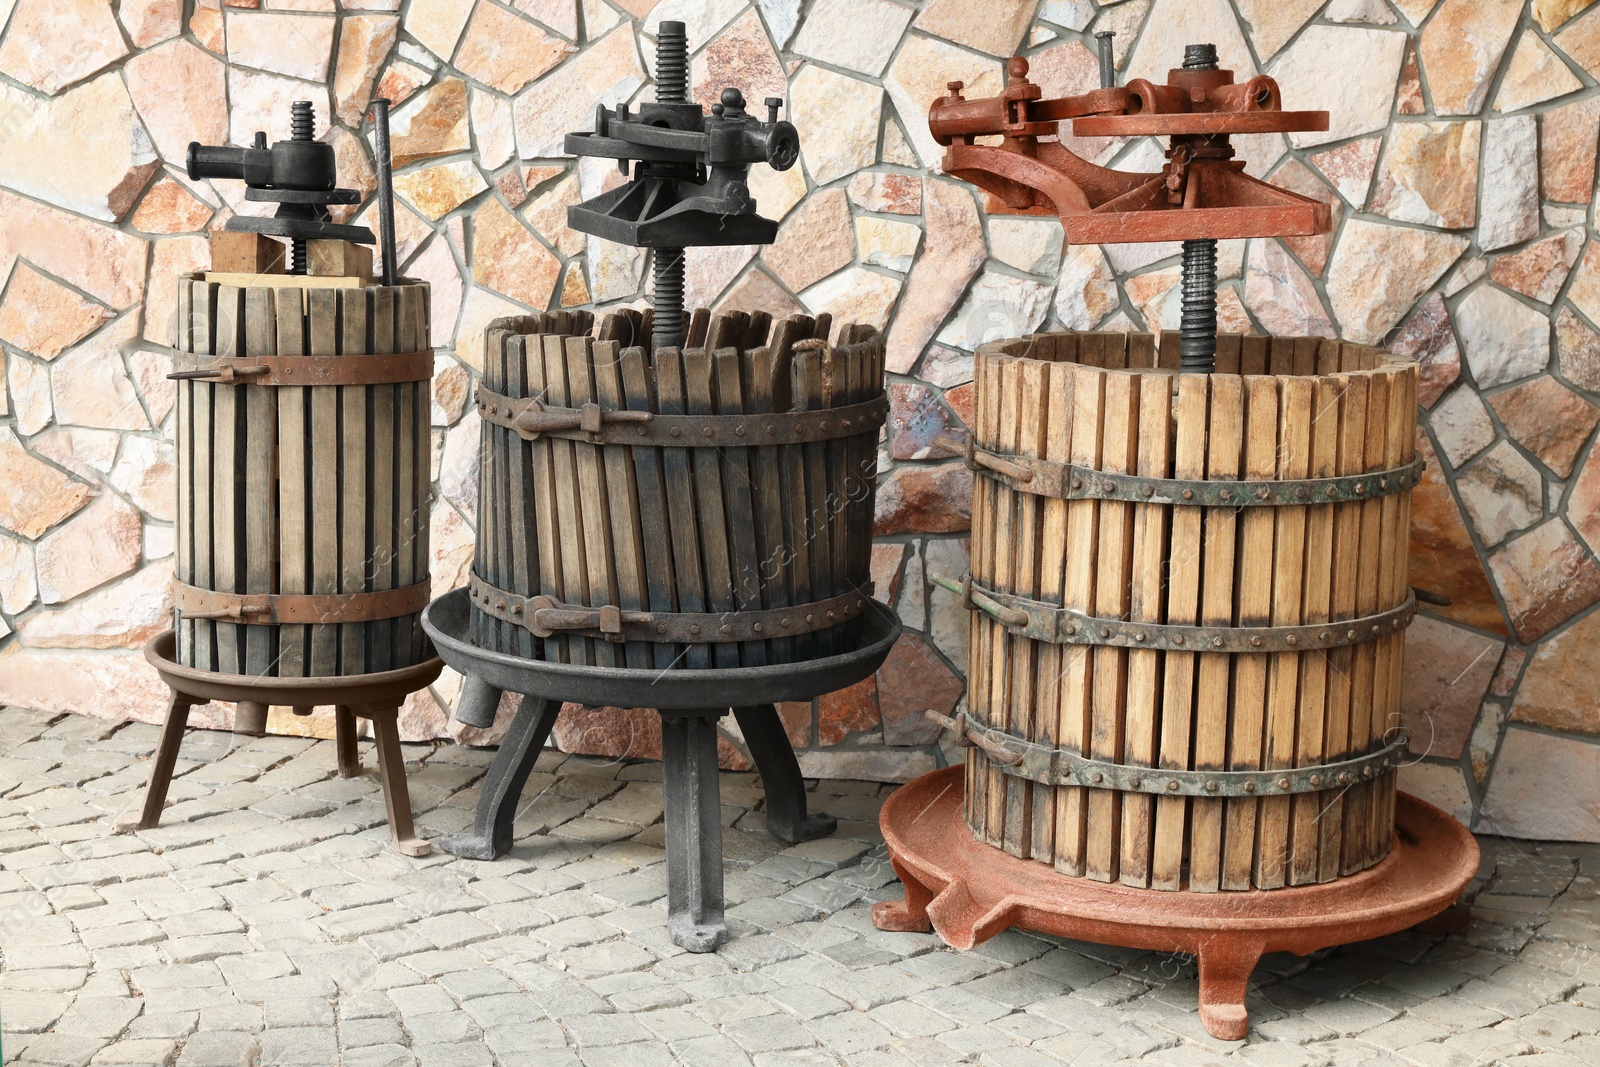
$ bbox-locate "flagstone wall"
[1,0,1598,839]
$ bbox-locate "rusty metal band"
[948,575,1417,652]
[927,709,1407,797]
[960,436,1425,506]
[475,382,889,447]
[171,579,432,624]
[468,572,873,643]
[165,349,433,386]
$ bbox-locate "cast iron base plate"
[873,766,1478,1040]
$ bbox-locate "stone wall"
[1,0,1597,838]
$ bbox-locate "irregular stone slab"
[1054,243,1118,331]
[877,632,962,746]
[1396,37,1425,115]
[0,644,193,727]
[874,462,972,535]
[333,15,399,127]
[716,266,803,322]
[1427,386,1494,469]
[801,267,901,333]
[109,435,176,522]
[641,0,744,48]
[763,189,854,293]
[1478,116,1540,252]
[682,243,756,312]
[788,65,882,187]
[1397,762,1473,827]
[1489,519,1600,642]
[0,264,113,361]
[514,25,643,159]
[887,179,984,373]
[130,177,215,235]
[1454,285,1551,389]
[988,219,1062,277]
[1568,239,1600,326]
[1389,294,1460,409]
[403,0,474,62]
[226,10,336,81]
[1556,306,1600,393]
[0,0,128,94]
[793,0,912,77]
[936,271,1053,351]
[818,677,880,746]
[391,77,471,167]
[19,563,173,650]
[523,172,583,256]
[1554,4,1600,71]
[1480,727,1600,842]
[1324,220,1467,345]
[1234,0,1323,61]
[847,172,921,216]
[1487,375,1599,478]
[1540,96,1600,203]
[1537,0,1600,30]
[1274,25,1406,147]
[1243,237,1334,337]
[1369,120,1480,229]
[472,199,559,314]
[1570,440,1600,554]
[855,217,922,273]
[1269,159,1340,275]
[8,355,49,436]
[1455,440,1543,548]
[1490,229,1583,304]
[456,2,571,94]
[35,493,142,604]
[452,286,526,374]
[124,40,227,166]
[470,88,516,171]
[888,382,963,461]
[52,316,149,431]
[1128,0,1253,87]
[913,0,1038,58]
[0,429,93,539]
[395,161,487,221]
[1512,610,1600,737]
[1401,614,1503,761]
[691,9,785,112]
[1420,0,1522,115]
[0,75,159,223]
[1409,431,1508,635]
[1494,30,1583,113]
[120,0,182,48]
[227,67,328,152]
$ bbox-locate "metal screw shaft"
[1176,45,1218,373]
[288,100,314,275]
[653,247,686,352]
[656,21,688,104]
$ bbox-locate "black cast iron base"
[420,587,901,953]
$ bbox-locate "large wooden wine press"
[872,39,1478,1038]
[420,22,900,953]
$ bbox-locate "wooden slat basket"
[956,331,1419,892]
[470,307,886,670]
[171,274,433,678]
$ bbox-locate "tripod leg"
[437,694,561,860]
[733,704,835,844]
[660,710,727,953]
[115,691,193,833]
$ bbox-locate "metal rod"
[370,98,399,287]
[288,101,314,275]
[1178,43,1219,373]
[653,247,686,352]
[1095,31,1116,89]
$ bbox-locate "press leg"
[438,694,560,861]
[453,674,503,730]
[334,704,361,778]
[871,855,936,934]
[734,704,835,844]
[660,709,727,953]
[115,691,193,833]
[367,706,430,857]
[1196,938,1264,1041]
[234,700,269,738]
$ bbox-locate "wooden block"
[204,272,364,290]
[210,231,286,275]
[307,240,373,282]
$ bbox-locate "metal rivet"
[670,427,682,437]
[1286,634,1297,646]
[1065,624,1077,635]
[1213,636,1224,647]
[1244,781,1256,793]
[1101,627,1112,638]
[1309,774,1321,786]
[1371,624,1380,636]
[1294,486,1308,499]
[1134,632,1146,642]
[1220,489,1231,500]
[1278,778,1290,789]
[753,622,763,632]
[1338,772,1351,784]
[1129,777,1141,787]
[1205,781,1218,793]
[638,426,647,436]
[1256,487,1269,500]
[1173,634,1184,645]
[1104,480,1117,495]
[1380,477,1389,489]
[1327,486,1338,497]
[1321,631,1332,641]
[1347,629,1357,640]
[703,427,715,438]
[657,624,667,633]
[806,613,814,623]
[1092,772,1104,783]
[780,618,791,628]
[1142,485,1154,497]
[766,424,777,435]
[735,426,746,437]
[1071,477,1083,490]
[1168,780,1180,791]
[689,624,701,635]
[720,624,732,634]
[1182,488,1195,500]
[1354,482,1366,494]
[1250,636,1262,647]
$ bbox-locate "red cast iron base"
[872,766,1478,1040]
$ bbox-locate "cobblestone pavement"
[2,708,1599,1067]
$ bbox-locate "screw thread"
[1182,43,1219,70]
[290,100,314,141]
[652,247,686,352]
[655,21,688,103]
[1179,239,1217,373]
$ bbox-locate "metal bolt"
[1205,781,1218,792]
[689,624,701,635]
[1129,776,1141,787]
[1244,781,1256,793]
[1286,634,1297,646]
[1278,777,1290,789]
[1309,774,1321,786]
[1220,489,1231,500]
[1182,488,1195,500]
[1173,634,1184,645]
[1250,635,1262,647]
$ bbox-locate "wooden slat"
[339,287,370,676]
[275,288,307,677]
[1152,373,1207,890]
[966,347,999,841]
[175,282,194,666]
[484,325,513,654]
[794,347,835,659]
[1119,369,1170,887]
[1215,333,1242,375]
[715,346,766,667]
[527,336,567,662]
[1343,372,1388,873]
[656,348,710,668]
[621,345,678,670]
[545,333,592,665]
[1004,357,1047,859]
[1189,374,1242,892]
[1290,375,1340,884]
[368,290,397,673]
[1370,367,1412,864]
[1086,369,1138,883]
[683,345,737,669]
[1223,376,1280,890]
[984,355,1020,848]
[1255,376,1310,888]
[595,335,650,669]
[1028,340,1070,862]
[242,287,278,678]
[304,290,340,676]
[212,285,243,676]
[1320,374,1367,882]
[1240,335,1268,375]
[1054,360,1102,876]
[745,345,792,664]
[570,334,619,668]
